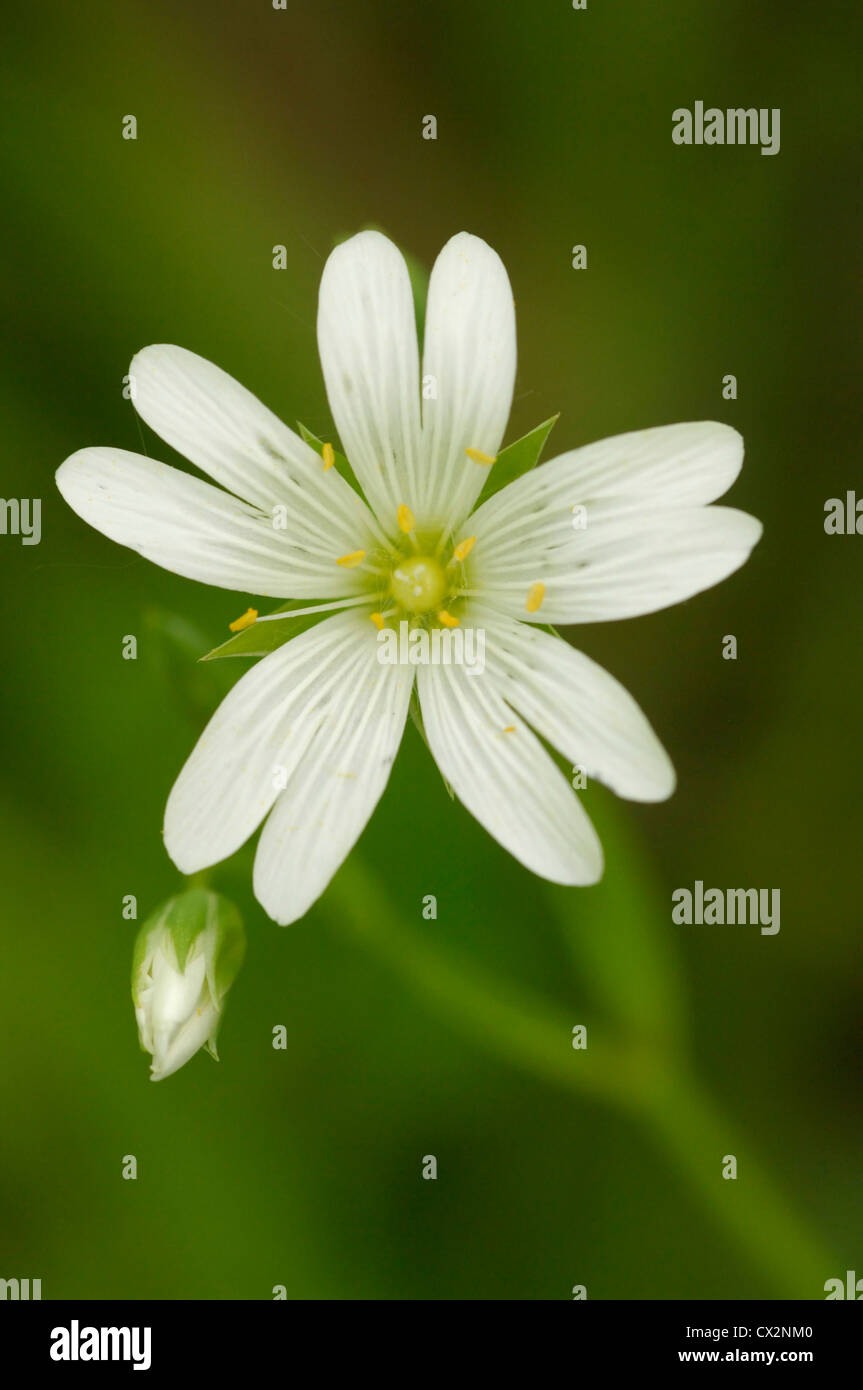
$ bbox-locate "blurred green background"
[2,0,860,1299]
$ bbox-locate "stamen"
[397,503,415,534]
[257,595,374,622]
[526,582,546,614]
[465,447,497,466]
[229,607,258,632]
[451,535,476,563]
[503,725,516,733]
[322,442,336,471]
[370,612,385,630]
[437,609,460,628]
[337,549,366,568]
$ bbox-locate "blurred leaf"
[143,608,234,724]
[480,414,559,501]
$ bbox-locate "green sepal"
[165,888,212,972]
[200,598,330,662]
[481,414,559,502]
[205,896,247,1006]
[131,889,246,999]
[298,421,365,500]
[143,607,235,720]
[130,898,172,1004]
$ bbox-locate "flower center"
[390,554,448,614]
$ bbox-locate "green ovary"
[390,555,448,614]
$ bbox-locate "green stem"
[328,858,836,1297]
[627,1067,834,1297]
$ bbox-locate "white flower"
[57,231,762,925]
[132,890,245,1080]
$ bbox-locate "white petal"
[56,446,371,598]
[152,1004,219,1081]
[419,232,517,527]
[472,491,762,624]
[165,611,375,873]
[475,607,675,801]
[482,422,745,514]
[253,617,412,925]
[130,343,380,568]
[468,422,760,624]
[147,949,215,1081]
[317,231,422,531]
[150,1004,218,1080]
[417,658,602,885]
[151,948,207,1029]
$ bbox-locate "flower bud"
[131,889,246,1081]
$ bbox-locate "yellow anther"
[322,442,336,471]
[465,447,497,466]
[370,612,385,630]
[337,549,366,568]
[397,503,415,533]
[437,609,460,628]
[526,582,546,614]
[229,607,258,632]
[503,725,516,733]
[452,535,476,563]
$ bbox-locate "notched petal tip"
[439,229,504,263]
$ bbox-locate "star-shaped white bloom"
[57,231,761,925]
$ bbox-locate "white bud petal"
[131,890,245,1081]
